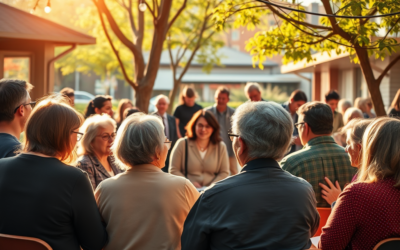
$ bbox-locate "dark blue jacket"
[181,158,320,250]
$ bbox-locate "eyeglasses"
[228,133,239,142]
[14,101,36,113]
[96,132,117,141]
[164,139,172,150]
[72,131,84,141]
[294,122,305,128]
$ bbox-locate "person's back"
[182,158,319,250]
[281,136,356,207]
[0,133,21,158]
[0,154,107,250]
[96,166,198,250]
[281,102,356,207]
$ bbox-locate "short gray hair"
[338,99,352,112]
[244,82,262,96]
[343,107,363,125]
[113,113,164,168]
[155,94,170,105]
[232,101,293,160]
[78,114,117,156]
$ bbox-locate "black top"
[0,154,107,250]
[388,107,400,118]
[181,158,320,250]
[0,133,21,159]
[173,103,202,136]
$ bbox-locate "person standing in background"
[325,90,344,133]
[60,87,75,107]
[0,79,34,159]
[388,89,400,117]
[84,95,114,119]
[152,95,181,172]
[115,99,133,128]
[244,82,265,102]
[282,90,307,154]
[173,86,202,136]
[205,87,237,175]
[338,99,352,117]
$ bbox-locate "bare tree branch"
[376,55,400,84]
[168,0,187,29]
[97,7,137,89]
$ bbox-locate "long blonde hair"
[357,117,400,188]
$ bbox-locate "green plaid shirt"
[280,136,356,207]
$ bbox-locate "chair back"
[0,234,52,250]
[373,238,400,250]
[313,207,331,236]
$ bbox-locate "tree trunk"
[355,48,387,116]
[135,81,154,113]
[167,79,180,114]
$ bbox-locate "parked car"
[74,91,95,104]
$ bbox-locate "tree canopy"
[215,0,400,115]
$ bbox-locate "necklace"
[196,141,209,152]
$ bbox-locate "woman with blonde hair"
[333,107,364,146]
[319,117,400,250]
[0,96,107,250]
[173,86,202,136]
[115,98,133,127]
[95,113,199,250]
[388,88,400,117]
[78,114,123,190]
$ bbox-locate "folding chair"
[373,238,400,250]
[0,233,52,250]
[313,207,331,236]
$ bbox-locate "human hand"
[319,177,342,205]
[293,136,302,145]
[192,182,202,188]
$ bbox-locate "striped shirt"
[280,136,356,207]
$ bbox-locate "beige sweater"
[169,138,230,187]
[95,164,199,250]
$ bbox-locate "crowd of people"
[0,78,400,250]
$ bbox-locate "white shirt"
[199,149,207,159]
[107,169,115,177]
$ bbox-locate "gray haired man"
[182,101,319,250]
[205,87,237,175]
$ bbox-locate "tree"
[165,0,224,113]
[215,0,400,116]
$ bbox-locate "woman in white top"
[95,113,199,250]
[77,114,123,190]
[170,110,230,189]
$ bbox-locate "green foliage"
[214,0,400,67]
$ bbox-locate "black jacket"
[181,158,320,250]
[0,154,108,250]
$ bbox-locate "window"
[3,57,30,82]
[231,30,240,41]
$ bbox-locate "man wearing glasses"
[280,102,355,208]
[0,79,34,159]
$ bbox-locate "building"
[0,2,95,100]
[152,47,311,102]
[281,49,400,110]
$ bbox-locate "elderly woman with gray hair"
[95,113,200,250]
[77,114,124,190]
[181,101,319,250]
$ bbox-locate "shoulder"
[204,106,213,111]
[195,103,203,109]
[215,141,227,150]
[77,155,94,169]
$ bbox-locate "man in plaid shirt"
[281,102,356,207]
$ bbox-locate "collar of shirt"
[157,112,167,120]
[213,104,228,115]
[240,158,280,172]
[306,136,336,147]
[126,164,162,173]
[89,154,117,168]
